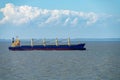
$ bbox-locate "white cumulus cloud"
[0,3,40,24]
[0,3,98,26]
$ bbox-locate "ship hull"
[9,43,86,51]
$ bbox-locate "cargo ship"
[8,37,86,51]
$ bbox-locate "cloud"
[85,12,98,25]
[0,3,40,24]
[71,18,78,25]
[0,3,98,26]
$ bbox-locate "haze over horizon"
[0,0,120,39]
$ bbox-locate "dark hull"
[9,43,86,51]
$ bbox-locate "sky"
[0,0,120,39]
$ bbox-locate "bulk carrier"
[8,37,86,51]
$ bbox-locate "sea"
[0,39,120,80]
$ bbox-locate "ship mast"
[68,37,71,46]
[31,38,34,46]
[43,38,46,46]
[56,38,59,46]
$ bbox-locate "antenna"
[12,37,14,43]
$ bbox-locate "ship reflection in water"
[9,37,86,51]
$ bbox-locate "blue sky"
[0,0,120,39]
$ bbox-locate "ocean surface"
[0,40,120,80]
